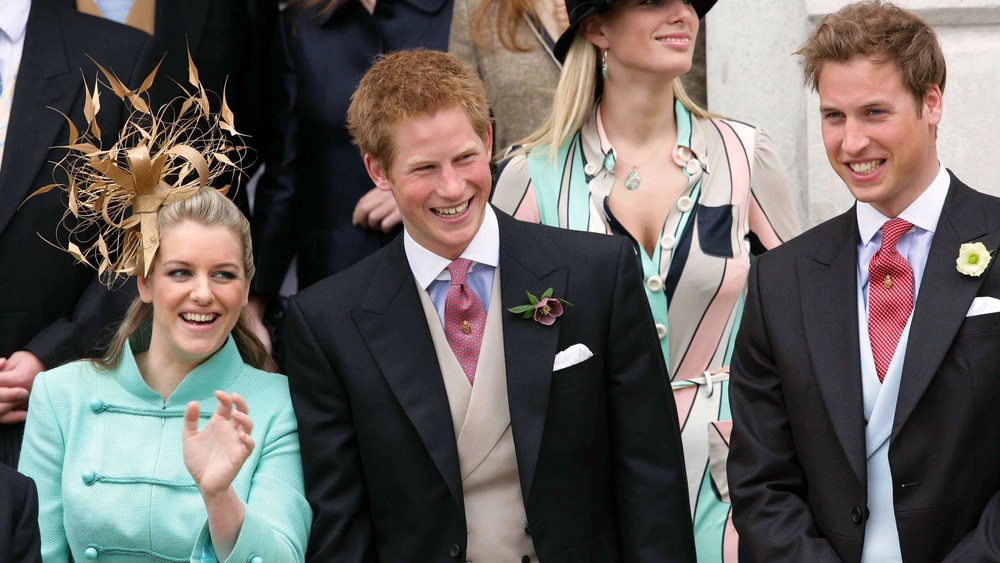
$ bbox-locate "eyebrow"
[820,101,891,113]
[161,260,241,270]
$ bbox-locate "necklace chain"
[617,135,672,191]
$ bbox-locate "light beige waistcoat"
[418,270,538,562]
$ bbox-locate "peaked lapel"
[351,238,463,509]
[894,175,997,433]
[801,208,867,485]
[496,211,566,501]
[0,3,81,238]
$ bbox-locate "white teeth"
[433,200,470,217]
[849,160,883,174]
[182,313,217,323]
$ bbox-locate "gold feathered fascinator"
[25,52,247,287]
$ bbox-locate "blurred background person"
[249,0,454,362]
[0,0,158,469]
[491,0,800,560]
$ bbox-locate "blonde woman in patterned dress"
[491,0,801,559]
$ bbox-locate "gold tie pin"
[884,275,892,289]
[462,320,472,334]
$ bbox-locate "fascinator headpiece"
[26,52,246,288]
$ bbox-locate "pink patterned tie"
[868,219,914,383]
[444,258,486,385]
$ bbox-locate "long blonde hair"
[94,189,277,373]
[514,31,715,158]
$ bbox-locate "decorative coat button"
[685,159,701,176]
[250,557,263,563]
[646,275,663,293]
[584,162,598,175]
[522,557,531,563]
[82,471,97,485]
[676,196,694,212]
[851,506,863,524]
[655,323,668,340]
[672,145,693,167]
[524,525,531,536]
[449,544,462,558]
[84,546,98,560]
[89,399,104,413]
[661,234,676,250]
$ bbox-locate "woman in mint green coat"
[19,187,312,562]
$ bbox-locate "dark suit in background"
[0,0,158,467]
[0,463,41,563]
[728,176,1000,562]
[288,210,695,562]
[251,0,453,298]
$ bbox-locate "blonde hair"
[94,189,277,373]
[515,31,715,158]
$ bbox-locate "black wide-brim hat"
[553,0,717,62]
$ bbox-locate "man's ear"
[137,275,153,304]
[922,84,943,127]
[484,122,494,156]
[363,154,393,192]
[580,15,610,50]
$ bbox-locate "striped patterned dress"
[492,100,801,562]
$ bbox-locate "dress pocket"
[696,204,739,258]
[708,420,733,503]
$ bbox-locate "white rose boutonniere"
[956,242,994,277]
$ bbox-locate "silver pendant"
[625,168,640,190]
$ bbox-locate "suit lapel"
[801,208,868,485]
[894,176,997,433]
[156,0,209,58]
[0,3,80,237]
[352,238,463,508]
[496,211,566,501]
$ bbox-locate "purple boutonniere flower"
[508,288,573,326]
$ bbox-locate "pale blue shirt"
[404,205,500,328]
[95,0,134,24]
[857,162,950,312]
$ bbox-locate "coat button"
[584,162,598,175]
[84,546,98,559]
[449,544,462,558]
[655,323,668,340]
[82,471,97,485]
[646,275,663,293]
[661,234,676,250]
[851,506,863,524]
[684,160,701,176]
[524,525,531,535]
[251,557,263,563]
[522,557,531,563]
[89,399,104,413]
[676,196,694,212]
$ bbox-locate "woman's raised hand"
[183,391,255,497]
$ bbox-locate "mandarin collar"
[119,335,245,407]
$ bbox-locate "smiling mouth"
[181,313,219,325]
[849,160,884,175]
[432,199,470,218]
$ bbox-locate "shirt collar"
[857,162,949,245]
[0,0,30,43]
[404,204,500,290]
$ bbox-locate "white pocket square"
[967,296,1000,317]
[553,343,593,372]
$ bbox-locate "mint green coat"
[18,336,311,562]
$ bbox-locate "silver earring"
[601,49,609,80]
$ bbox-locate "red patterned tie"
[868,219,914,383]
[444,258,486,385]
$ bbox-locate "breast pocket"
[550,357,600,392]
[957,311,1000,336]
[696,204,740,259]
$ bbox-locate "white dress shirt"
[0,0,29,170]
[404,205,500,327]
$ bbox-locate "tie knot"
[447,258,473,286]
[880,219,914,249]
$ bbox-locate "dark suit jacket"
[287,209,695,562]
[728,174,1000,562]
[0,464,41,562]
[0,1,158,467]
[251,0,453,297]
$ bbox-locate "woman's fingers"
[231,393,249,415]
[183,401,201,436]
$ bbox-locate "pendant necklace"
[621,134,672,191]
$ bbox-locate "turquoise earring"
[601,49,609,80]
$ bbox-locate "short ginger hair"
[797,0,946,113]
[347,49,491,168]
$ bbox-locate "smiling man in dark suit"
[0,0,158,468]
[287,49,694,563]
[728,2,1000,562]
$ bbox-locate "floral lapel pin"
[957,242,995,277]
[507,288,573,326]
